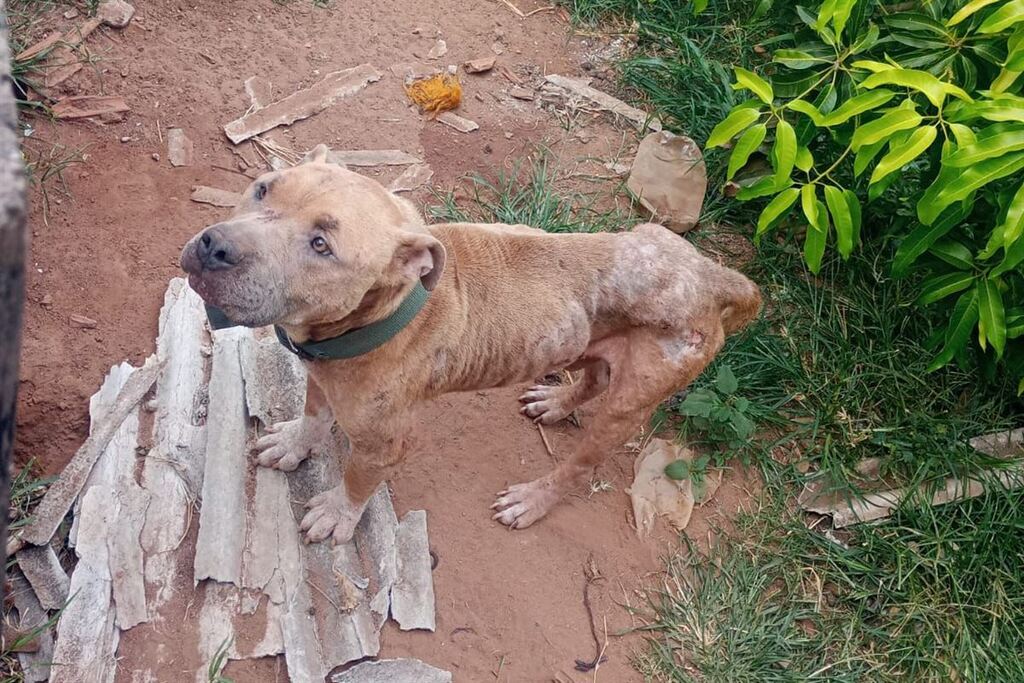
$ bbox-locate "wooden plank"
[194,328,249,584]
[50,485,119,683]
[391,510,436,631]
[9,355,162,552]
[223,65,381,144]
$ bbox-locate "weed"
[207,637,234,683]
[21,141,87,223]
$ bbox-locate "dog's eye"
[311,236,331,255]
[254,183,268,201]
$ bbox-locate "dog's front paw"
[300,485,362,544]
[491,477,562,529]
[254,414,333,471]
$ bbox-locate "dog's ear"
[302,144,331,165]
[392,232,446,291]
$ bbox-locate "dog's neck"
[284,281,414,344]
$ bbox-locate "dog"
[180,144,761,545]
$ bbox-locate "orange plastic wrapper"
[404,73,462,116]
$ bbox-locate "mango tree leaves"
[927,288,980,372]
[918,151,1024,225]
[707,106,762,148]
[944,126,1024,166]
[727,123,768,180]
[756,187,800,236]
[773,119,797,183]
[851,107,922,150]
[917,271,976,305]
[978,277,1007,357]
[860,67,972,108]
[734,67,774,104]
[869,125,938,184]
[823,185,855,258]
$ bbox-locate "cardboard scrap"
[191,186,241,207]
[627,130,707,233]
[51,96,130,120]
[331,658,452,683]
[223,64,382,144]
[543,74,662,132]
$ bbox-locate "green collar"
[205,282,430,361]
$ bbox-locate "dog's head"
[180,145,445,335]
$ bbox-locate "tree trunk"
[0,2,29,602]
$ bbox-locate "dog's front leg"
[253,377,335,471]
[299,414,410,545]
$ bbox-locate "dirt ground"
[14,1,758,680]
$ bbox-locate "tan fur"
[181,145,762,543]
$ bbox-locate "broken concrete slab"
[627,130,707,233]
[544,74,662,132]
[51,96,130,120]
[51,485,120,683]
[223,64,382,144]
[8,355,161,555]
[463,56,496,73]
[391,510,436,631]
[167,128,193,167]
[11,572,55,683]
[191,186,241,207]
[194,328,249,585]
[96,0,135,28]
[108,482,150,629]
[355,485,399,629]
[16,545,69,611]
[389,164,433,193]
[331,658,452,683]
[244,76,274,110]
[328,149,422,167]
[437,111,479,133]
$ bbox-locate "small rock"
[63,8,80,19]
[581,61,594,71]
[483,143,493,154]
[97,0,135,28]
[167,128,193,167]
[40,294,53,309]
[754,45,767,55]
[463,56,496,74]
[427,39,448,60]
[120,68,129,78]
[69,314,98,329]
[151,153,160,162]
[120,136,131,143]
[491,42,505,55]
[509,86,534,101]
[504,132,513,139]
[626,130,707,233]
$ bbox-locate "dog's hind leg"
[493,327,722,529]
[518,359,610,425]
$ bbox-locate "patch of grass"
[429,154,633,233]
[638,484,1024,682]
[207,637,234,683]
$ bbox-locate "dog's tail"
[718,270,762,335]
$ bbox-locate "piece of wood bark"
[391,510,436,631]
[330,658,452,683]
[38,18,102,92]
[51,96,130,119]
[16,545,69,611]
[437,112,479,133]
[355,484,399,630]
[50,485,119,683]
[190,186,241,207]
[328,149,421,167]
[544,74,662,132]
[11,572,55,683]
[194,328,249,584]
[223,64,381,144]
[9,354,161,553]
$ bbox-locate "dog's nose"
[197,226,242,271]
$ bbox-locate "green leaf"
[803,199,829,275]
[894,203,969,275]
[1008,313,1024,338]
[992,229,1024,276]
[737,176,794,200]
[854,139,886,177]
[773,49,829,69]
[851,23,881,54]
[930,239,975,270]
[664,459,690,481]
[734,67,774,104]
[917,272,976,306]
[948,0,1001,26]
[693,0,709,12]
[727,123,767,180]
[945,128,1024,167]
[816,0,838,31]
[707,107,761,148]
[773,119,797,183]
[823,185,854,258]
[979,0,1024,34]
[868,171,901,202]
[869,125,937,184]
[918,152,1024,225]
[861,68,972,108]
[885,12,951,36]
[716,365,739,395]
[787,99,826,125]
[845,188,862,248]
[978,278,1006,357]
[820,89,896,126]
[948,96,1024,123]
[852,59,897,73]
[801,183,820,227]
[949,123,977,148]
[756,187,800,235]
[832,0,857,37]
[851,108,923,151]
[997,180,1024,248]
[927,289,979,372]
[795,146,814,172]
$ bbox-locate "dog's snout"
[197,226,243,271]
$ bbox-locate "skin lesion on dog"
[180,145,762,546]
